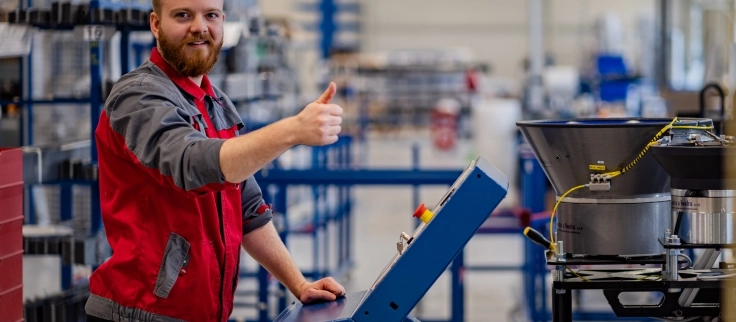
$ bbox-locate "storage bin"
[0,184,23,223]
[0,217,23,258]
[0,251,22,291]
[0,149,22,187]
[0,284,23,322]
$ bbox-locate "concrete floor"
[231,132,527,322]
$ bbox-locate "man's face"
[150,0,225,77]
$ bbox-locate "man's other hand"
[290,82,343,146]
[296,277,346,304]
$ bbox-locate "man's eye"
[206,13,219,19]
[175,12,189,18]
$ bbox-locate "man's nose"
[189,14,208,35]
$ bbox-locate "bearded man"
[84,0,345,320]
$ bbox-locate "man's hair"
[152,0,162,15]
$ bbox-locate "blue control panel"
[274,157,509,322]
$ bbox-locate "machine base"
[550,268,727,321]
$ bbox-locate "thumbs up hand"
[291,82,343,146]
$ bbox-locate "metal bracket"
[588,174,611,191]
[603,289,721,318]
[679,248,722,307]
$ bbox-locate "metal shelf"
[2,94,284,107]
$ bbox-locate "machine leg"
[275,184,288,312]
[552,288,571,322]
[450,250,465,322]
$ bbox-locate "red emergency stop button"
[413,203,434,223]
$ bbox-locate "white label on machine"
[84,25,104,41]
[75,25,115,42]
[0,23,32,58]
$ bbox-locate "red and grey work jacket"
[85,48,272,322]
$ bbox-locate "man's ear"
[150,11,160,40]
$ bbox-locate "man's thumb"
[315,82,336,104]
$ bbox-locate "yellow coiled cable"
[603,117,678,178]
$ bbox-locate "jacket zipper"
[216,191,226,322]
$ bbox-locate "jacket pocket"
[154,232,190,298]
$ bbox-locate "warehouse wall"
[262,0,657,82]
[361,0,656,80]
[261,0,293,17]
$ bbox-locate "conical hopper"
[516,118,673,256]
[517,118,672,198]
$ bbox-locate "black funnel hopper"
[650,145,736,190]
[516,118,672,198]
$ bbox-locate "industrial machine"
[518,118,736,321]
[273,157,509,322]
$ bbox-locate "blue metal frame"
[255,169,464,185]
[300,0,361,57]
[518,143,550,322]
[132,43,147,68]
[22,0,36,230]
[16,0,123,227]
[312,146,326,280]
[244,137,476,322]
[449,251,464,322]
[88,1,104,236]
[412,144,420,213]
[258,264,270,322]
[16,0,136,291]
[525,215,551,322]
[319,0,336,59]
[275,183,290,313]
[519,146,547,214]
[120,26,131,74]
[22,7,34,225]
[254,141,546,322]
[272,157,509,322]
[244,137,358,321]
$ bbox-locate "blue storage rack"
[10,0,153,294]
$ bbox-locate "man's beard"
[158,28,222,77]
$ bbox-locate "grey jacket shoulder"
[101,60,226,191]
[105,61,200,118]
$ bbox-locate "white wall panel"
[260,0,656,80]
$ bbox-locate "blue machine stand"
[274,157,509,322]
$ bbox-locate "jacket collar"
[149,47,216,101]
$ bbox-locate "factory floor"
[231,131,526,322]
